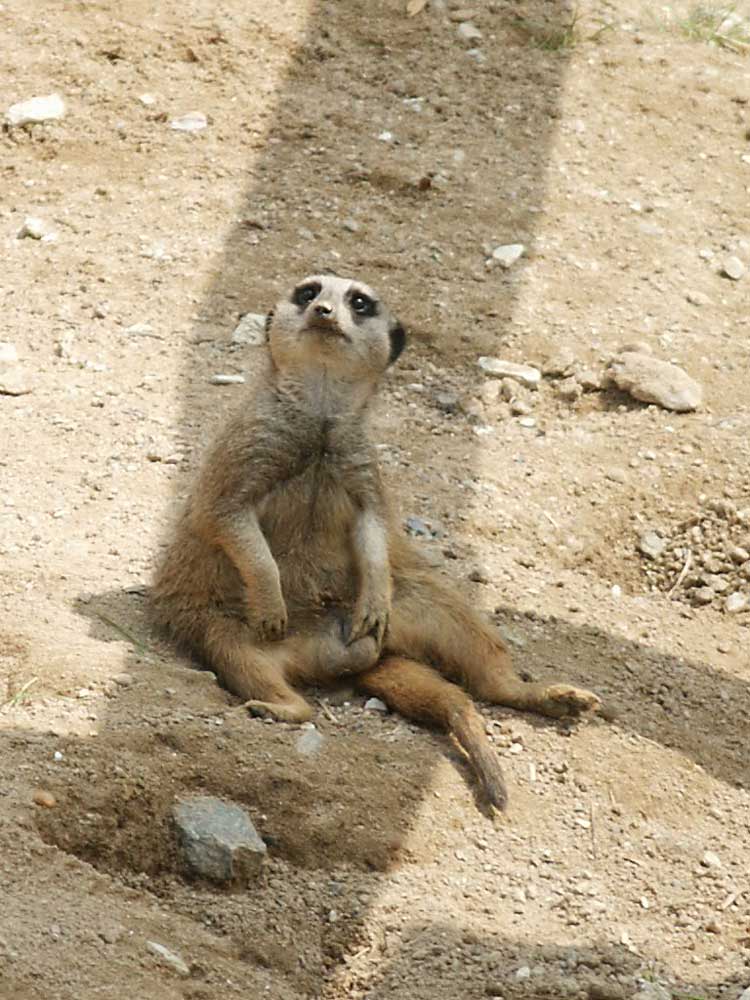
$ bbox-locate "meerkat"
[151,274,600,810]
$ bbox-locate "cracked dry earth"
[1,1,750,998]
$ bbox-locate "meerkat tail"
[356,656,507,811]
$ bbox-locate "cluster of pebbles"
[639,498,750,617]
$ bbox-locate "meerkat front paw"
[347,594,389,648]
[249,599,288,642]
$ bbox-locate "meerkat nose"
[314,302,333,317]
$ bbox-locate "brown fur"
[151,274,600,810]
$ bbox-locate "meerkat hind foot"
[534,683,601,719]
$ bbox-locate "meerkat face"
[267,274,406,377]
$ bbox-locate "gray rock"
[639,530,666,560]
[364,697,388,713]
[6,93,66,126]
[433,390,460,413]
[557,377,582,401]
[405,516,433,537]
[722,256,745,281]
[170,111,207,132]
[173,795,267,882]
[146,941,190,977]
[231,313,267,346]
[477,357,541,386]
[296,727,325,756]
[607,352,702,412]
[488,243,525,269]
[691,586,715,605]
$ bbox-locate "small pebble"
[721,256,745,281]
[17,216,54,241]
[457,21,483,41]
[296,727,325,756]
[725,592,747,614]
[477,357,540,386]
[0,342,19,364]
[210,374,246,385]
[231,313,267,346]
[32,789,57,809]
[170,111,207,132]
[6,93,66,126]
[488,243,525,269]
[146,941,190,977]
[364,697,388,713]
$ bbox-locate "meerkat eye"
[350,291,376,317]
[292,282,321,307]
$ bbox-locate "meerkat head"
[266,274,406,378]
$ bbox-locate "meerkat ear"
[264,309,274,340]
[388,323,406,366]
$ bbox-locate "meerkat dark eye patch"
[292,282,322,308]
[350,291,377,317]
[388,323,406,365]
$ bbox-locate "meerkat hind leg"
[202,615,315,722]
[357,656,507,811]
[387,576,601,719]
[203,613,379,722]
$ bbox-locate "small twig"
[317,698,340,725]
[668,547,692,598]
[1,676,38,709]
[543,510,560,530]
[95,612,149,654]
[716,32,750,51]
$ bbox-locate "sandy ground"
[1,1,750,998]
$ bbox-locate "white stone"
[138,93,156,106]
[725,592,748,614]
[457,21,482,41]
[231,313,267,346]
[0,342,18,364]
[489,243,525,268]
[210,373,246,385]
[364,697,388,713]
[170,111,207,132]
[477,357,541,386]
[17,216,53,240]
[722,256,745,281]
[6,93,66,126]
[146,941,190,977]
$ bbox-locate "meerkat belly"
[257,460,358,610]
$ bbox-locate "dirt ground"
[2,0,750,997]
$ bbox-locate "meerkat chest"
[257,420,378,543]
